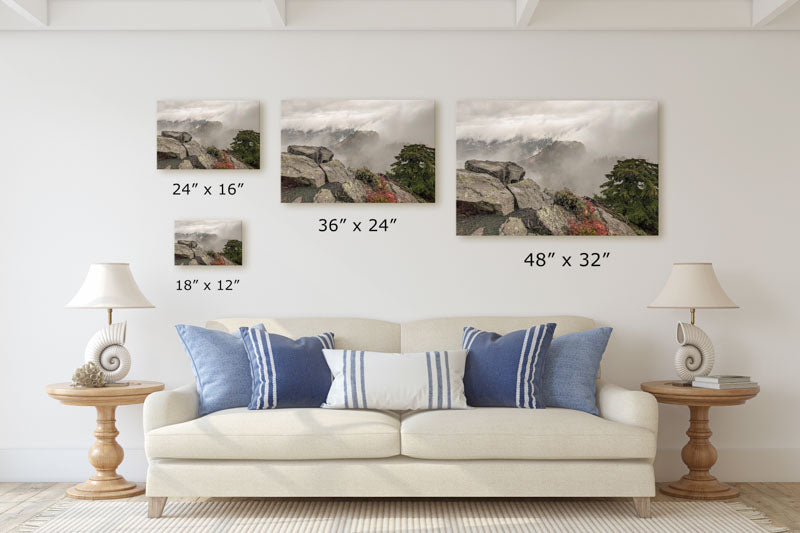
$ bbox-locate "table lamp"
[66,263,154,383]
[648,262,738,382]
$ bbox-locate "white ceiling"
[1,0,799,30]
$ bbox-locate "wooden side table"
[45,381,165,500]
[641,380,759,500]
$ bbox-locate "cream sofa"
[144,316,658,518]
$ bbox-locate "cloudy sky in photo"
[282,99,434,145]
[174,219,242,253]
[157,100,260,131]
[457,100,658,160]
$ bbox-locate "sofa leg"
[632,497,651,518]
[148,497,167,518]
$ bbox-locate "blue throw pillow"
[240,327,334,409]
[462,323,556,408]
[175,324,265,417]
[542,327,613,415]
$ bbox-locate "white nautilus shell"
[84,321,131,382]
[674,322,715,381]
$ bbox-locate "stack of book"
[692,375,758,389]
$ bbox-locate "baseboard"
[0,448,148,482]
[2,448,799,483]
[654,448,800,482]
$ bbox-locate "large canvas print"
[281,100,435,203]
[157,100,260,170]
[456,101,658,236]
[174,220,243,266]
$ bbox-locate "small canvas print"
[281,99,435,203]
[174,220,242,266]
[157,100,260,170]
[456,100,659,236]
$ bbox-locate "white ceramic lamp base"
[674,322,715,381]
[84,322,131,383]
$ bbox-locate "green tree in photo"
[222,239,243,265]
[227,130,260,168]
[388,144,435,202]
[594,158,659,234]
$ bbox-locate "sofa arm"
[596,381,658,435]
[143,383,199,433]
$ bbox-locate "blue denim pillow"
[462,323,556,408]
[240,327,335,409]
[175,324,264,416]
[542,327,613,415]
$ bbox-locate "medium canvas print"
[281,99,435,203]
[174,220,243,266]
[157,100,260,170]
[456,100,659,236]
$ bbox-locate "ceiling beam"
[285,0,512,29]
[752,0,800,26]
[528,0,751,30]
[1,0,47,26]
[264,0,286,26]
[516,0,540,26]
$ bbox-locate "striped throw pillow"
[321,350,468,410]
[462,323,556,408]
[240,327,334,409]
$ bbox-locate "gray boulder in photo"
[281,153,327,188]
[465,160,525,184]
[288,145,334,164]
[161,131,192,142]
[320,160,353,184]
[456,170,515,216]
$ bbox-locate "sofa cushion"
[400,408,655,460]
[322,349,468,410]
[542,327,613,415]
[146,408,400,460]
[462,324,556,408]
[240,327,334,410]
[175,324,265,416]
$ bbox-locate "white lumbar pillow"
[322,349,468,410]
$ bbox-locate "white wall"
[0,30,798,483]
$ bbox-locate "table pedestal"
[66,405,144,500]
[660,405,739,500]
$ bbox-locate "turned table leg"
[66,405,145,500]
[660,405,739,500]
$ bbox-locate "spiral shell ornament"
[674,322,715,381]
[84,322,130,382]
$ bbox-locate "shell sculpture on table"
[674,322,715,381]
[84,322,130,382]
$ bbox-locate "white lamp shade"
[648,262,738,309]
[66,263,154,309]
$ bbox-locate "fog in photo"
[158,100,259,150]
[457,100,658,196]
[282,99,434,174]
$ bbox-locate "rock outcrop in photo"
[157,131,253,170]
[457,159,642,236]
[281,145,423,203]
[174,240,239,266]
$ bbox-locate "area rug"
[16,499,788,533]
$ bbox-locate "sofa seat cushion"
[147,407,400,460]
[400,408,655,460]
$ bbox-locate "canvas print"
[174,220,243,266]
[157,100,260,170]
[456,100,659,236]
[281,100,435,203]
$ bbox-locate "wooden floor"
[0,482,798,532]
